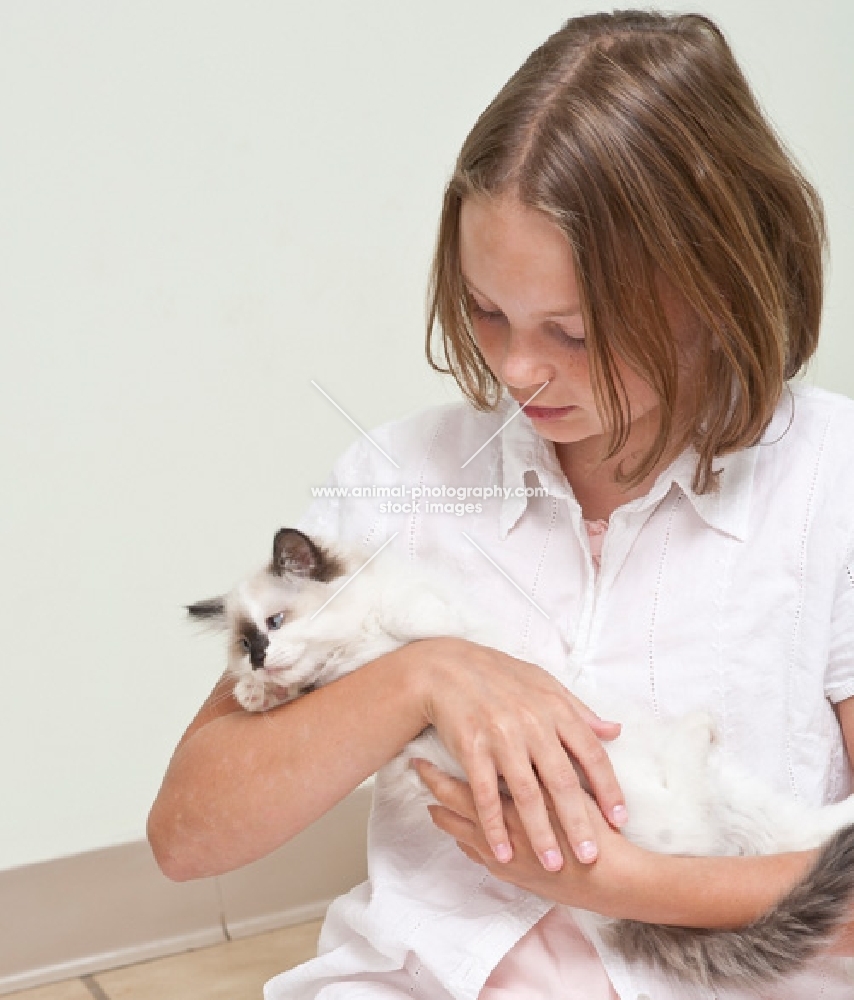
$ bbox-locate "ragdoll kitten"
[188,527,854,991]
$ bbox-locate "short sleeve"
[825,547,854,704]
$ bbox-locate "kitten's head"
[187,528,348,708]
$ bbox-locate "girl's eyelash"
[468,297,586,348]
[551,323,587,348]
[468,299,504,321]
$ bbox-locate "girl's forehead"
[459,195,580,311]
[460,194,566,254]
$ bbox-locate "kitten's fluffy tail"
[608,824,854,990]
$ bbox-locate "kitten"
[189,527,854,991]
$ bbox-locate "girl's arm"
[147,637,626,881]
[148,643,431,881]
[417,693,854,950]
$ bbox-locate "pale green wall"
[1,0,851,871]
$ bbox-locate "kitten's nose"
[250,635,269,669]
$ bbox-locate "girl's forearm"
[610,847,819,929]
[147,640,439,882]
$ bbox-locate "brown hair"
[426,10,826,493]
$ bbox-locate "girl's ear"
[186,596,227,625]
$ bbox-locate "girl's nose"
[498,332,553,389]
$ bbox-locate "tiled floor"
[6,920,322,1000]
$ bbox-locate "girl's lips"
[522,405,577,420]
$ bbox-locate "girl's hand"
[417,638,627,873]
[414,758,639,914]
[416,758,828,935]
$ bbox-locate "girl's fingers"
[557,714,628,831]
[416,757,513,863]
[426,810,487,868]
[455,841,486,866]
[413,693,628,871]
[427,804,478,844]
[531,739,601,864]
[571,698,622,741]
[459,753,515,863]
[498,754,566,871]
[413,759,478,819]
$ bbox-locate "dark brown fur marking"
[270,528,346,582]
[237,617,269,668]
[186,596,226,619]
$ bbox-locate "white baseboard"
[0,785,371,996]
[0,929,225,997]
[225,899,332,942]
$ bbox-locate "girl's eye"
[241,637,251,652]
[468,298,505,323]
[550,322,586,348]
[266,612,285,630]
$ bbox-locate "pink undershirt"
[479,518,618,999]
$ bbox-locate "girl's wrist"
[412,636,469,729]
[536,830,654,916]
[587,837,661,920]
[609,844,681,923]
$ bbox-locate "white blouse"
[265,382,854,1000]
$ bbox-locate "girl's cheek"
[471,324,504,363]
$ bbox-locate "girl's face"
[459,194,677,461]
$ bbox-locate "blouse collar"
[497,396,760,542]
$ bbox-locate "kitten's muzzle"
[249,635,269,669]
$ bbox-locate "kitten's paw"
[261,686,291,711]
[234,676,288,713]
[234,676,267,712]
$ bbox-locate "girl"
[148,11,854,999]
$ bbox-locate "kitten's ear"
[271,528,344,582]
[272,528,320,578]
[186,597,227,624]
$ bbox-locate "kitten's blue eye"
[241,637,251,653]
[266,612,285,630]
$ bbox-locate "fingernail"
[578,840,598,863]
[612,804,628,827]
[494,842,512,863]
[542,848,563,871]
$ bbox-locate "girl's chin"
[525,411,597,438]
